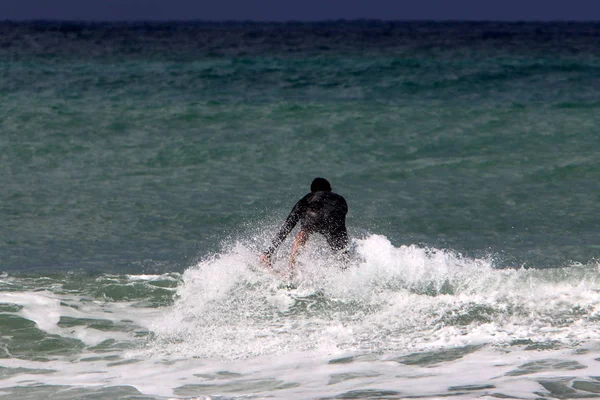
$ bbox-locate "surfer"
[260,177,348,273]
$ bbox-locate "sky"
[1,0,599,21]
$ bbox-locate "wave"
[1,240,600,399]
[149,234,600,359]
[2,235,599,361]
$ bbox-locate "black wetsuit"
[265,190,348,257]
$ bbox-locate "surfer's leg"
[289,229,309,270]
[326,229,348,252]
[326,229,350,269]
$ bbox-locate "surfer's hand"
[259,253,272,267]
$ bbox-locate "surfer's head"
[311,177,332,192]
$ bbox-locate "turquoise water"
[2,22,600,399]
[2,22,600,273]
[2,22,600,272]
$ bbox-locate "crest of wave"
[148,234,600,359]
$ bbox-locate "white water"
[149,235,600,358]
[2,234,600,399]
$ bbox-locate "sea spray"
[148,234,600,360]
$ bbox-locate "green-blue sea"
[1,21,600,399]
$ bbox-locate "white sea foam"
[2,344,600,399]
[148,234,600,361]
[0,289,158,347]
[2,234,600,399]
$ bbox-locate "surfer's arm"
[264,196,307,258]
[340,196,348,216]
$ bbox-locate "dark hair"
[311,177,332,192]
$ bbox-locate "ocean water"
[1,21,600,399]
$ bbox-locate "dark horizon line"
[2,18,600,24]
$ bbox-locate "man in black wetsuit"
[260,177,348,270]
